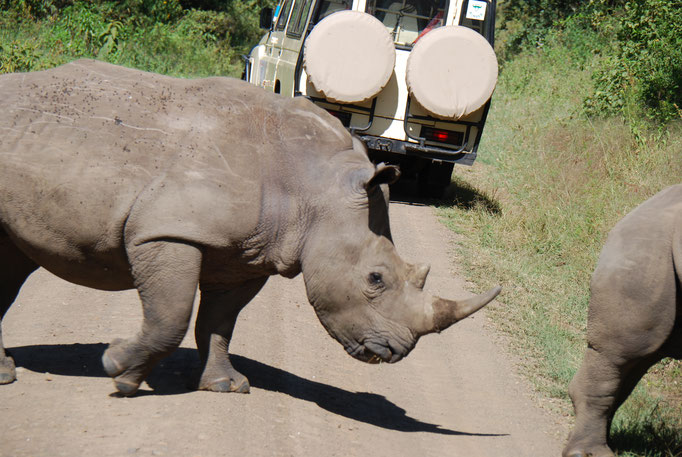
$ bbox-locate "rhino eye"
[368,272,383,285]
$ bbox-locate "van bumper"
[359,134,477,166]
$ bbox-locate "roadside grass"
[438,24,682,457]
[0,5,246,78]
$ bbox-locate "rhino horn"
[421,286,502,335]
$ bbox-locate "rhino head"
[300,140,501,364]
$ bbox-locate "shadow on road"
[231,354,506,437]
[389,177,501,214]
[9,344,506,437]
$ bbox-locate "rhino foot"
[0,355,16,385]
[563,441,615,457]
[102,338,152,396]
[199,375,250,393]
[563,449,614,457]
[113,378,142,396]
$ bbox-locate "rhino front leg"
[102,241,201,396]
[0,237,38,384]
[195,277,268,393]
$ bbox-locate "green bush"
[113,0,184,25]
[0,39,40,72]
[495,0,585,62]
[53,2,110,55]
[0,0,274,77]
[586,0,682,124]
[0,0,66,19]
[496,0,682,125]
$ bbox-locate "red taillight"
[421,126,464,146]
[433,130,449,141]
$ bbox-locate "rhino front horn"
[425,286,502,335]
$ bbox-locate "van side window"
[276,0,295,31]
[316,0,351,21]
[365,0,447,47]
[287,0,315,38]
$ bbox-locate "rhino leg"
[102,241,201,396]
[195,277,268,393]
[563,346,659,457]
[0,236,38,384]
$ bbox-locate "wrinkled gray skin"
[563,184,682,457]
[0,60,501,395]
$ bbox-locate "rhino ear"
[366,163,400,190]
[347,163,400,194]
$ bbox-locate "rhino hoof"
[0,371,16,385]
[0,358,17,385]
[202,377,250,394]
[114,378,140,397]
[563,447,614,457]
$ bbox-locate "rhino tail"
[673,214,682,287]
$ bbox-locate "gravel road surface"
[1,201,568,457]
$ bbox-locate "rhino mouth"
[348,339,409,364]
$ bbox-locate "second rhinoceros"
[563,184,682,457]
[0,60,500,396]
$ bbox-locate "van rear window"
[317,0,351,21]
[365,0,447,47]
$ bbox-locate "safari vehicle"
[244,0,498,196]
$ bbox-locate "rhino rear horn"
[408,263,430,289]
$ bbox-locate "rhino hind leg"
[563,346,660,457]
[195,277,268,393]
[0,236,39,384]
[102,241,202,396]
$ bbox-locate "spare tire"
[406,26,498,119]
[304,11,395,104]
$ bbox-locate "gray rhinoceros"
[0,60,501,396]
[563,184,682,457]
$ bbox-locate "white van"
[245,0,497,196]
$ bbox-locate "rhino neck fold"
[246,180,315,279]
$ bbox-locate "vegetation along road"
[0,202,568,457]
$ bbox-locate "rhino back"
[0,59,352,289]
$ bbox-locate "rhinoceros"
[0,60,501,396]
[563,184,682,457]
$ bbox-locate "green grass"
[438,23,682,457]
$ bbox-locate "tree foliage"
[497,0,682,124]
[0,0,275,77]
[587,0,682,123]
[496,0,583,60]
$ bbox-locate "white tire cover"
[304,11,395,104]
[406,26,498,119]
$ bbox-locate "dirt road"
[1,201,568,457]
